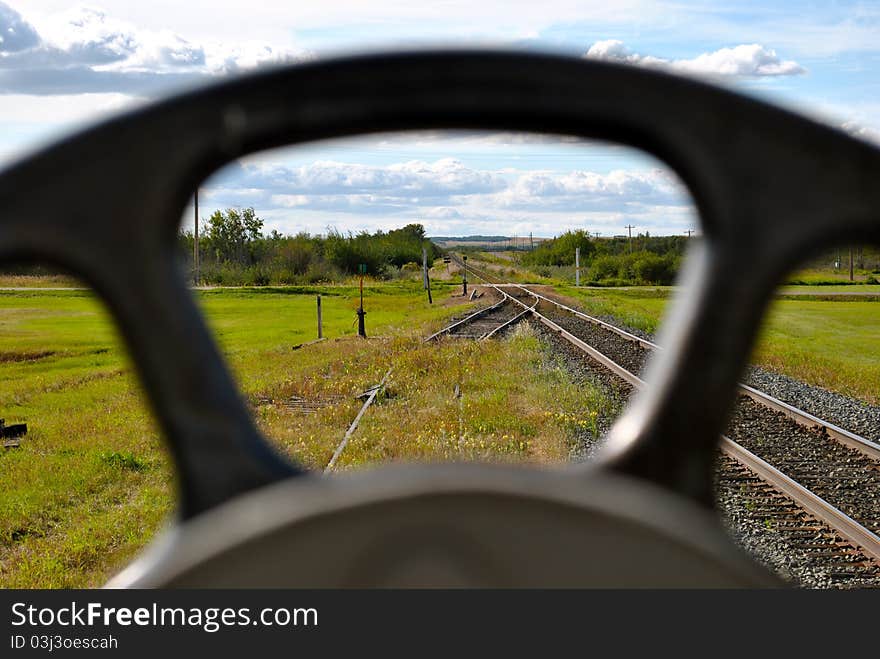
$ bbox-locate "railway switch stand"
[462,255,468,296]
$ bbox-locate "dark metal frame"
[1,51,877,525]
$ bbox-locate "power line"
[625,224,635,253]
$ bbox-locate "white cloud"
[36,6,139,64]
[489,168,683,212]
[22,1,661,45]
[584,40,805,77]
[0,91,136,123]
[33,5,309,74]
[232,158,507,197]
[199,157,695,236]
[0,0,40,52]
[0,2,310,95]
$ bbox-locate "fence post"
[422,247,429,290]
[575,247,580,287]
[357,264,367,338]
[317,294,323,339]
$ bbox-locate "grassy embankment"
[784,267,879,285]
[0,274,82,288]
[0,280,610,587]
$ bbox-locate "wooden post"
[317,294,323,339]
[850,246,854,281]
[422,247,428,290]
[575,246,580,287]
[426,268,433,304]
[357,264,367,337]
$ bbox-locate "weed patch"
[99,451,149,472]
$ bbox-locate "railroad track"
[426,291,536,341]
[446,253,880,587]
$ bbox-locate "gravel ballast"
[541,294,880,447]
[744,366,880,444]
[522,296,880,589]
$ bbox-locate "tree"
[203,207,264,264]
[522,229,595,266]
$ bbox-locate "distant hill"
[430,235,510,242]
[430,235,548,250]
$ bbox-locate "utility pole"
[685,229,694,238]
[625,225,635,253]
[193,189,200,286]
[575,247,580,287]
[849,246,854,281]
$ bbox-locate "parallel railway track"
[425,294,535,342]
[442,254,880,586]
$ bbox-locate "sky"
[1,1,878,238]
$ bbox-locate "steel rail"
[451,258,880,563]
[502,286,642,387]
[720,437,880,563]
[424,296,506,342]
[426,257,534,341]
[505,283,880,461]
[481,299,537,340]
[447,253,503,286]
[324,367,393,473]
[511,285,654,349]
[736,383,880,461]
[452,253,880,457]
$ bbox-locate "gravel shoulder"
[541,294,880,445]
[526,294,880,589]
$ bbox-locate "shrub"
[100,451,148,472]
[522,230,594,267]
[588,255,621,281]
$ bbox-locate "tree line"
[178,208,440,285]
[519,229,688,285]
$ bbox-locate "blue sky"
[1,1,878,237]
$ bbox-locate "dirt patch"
[440,286,501,308]
[0,350,55,363]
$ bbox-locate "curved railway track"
[425,294,535,342]
[444,253,880,587]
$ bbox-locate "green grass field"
[783,266,879,286]
[0,281,613,587]
[779,285,880,295]
[1,271,877,587]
